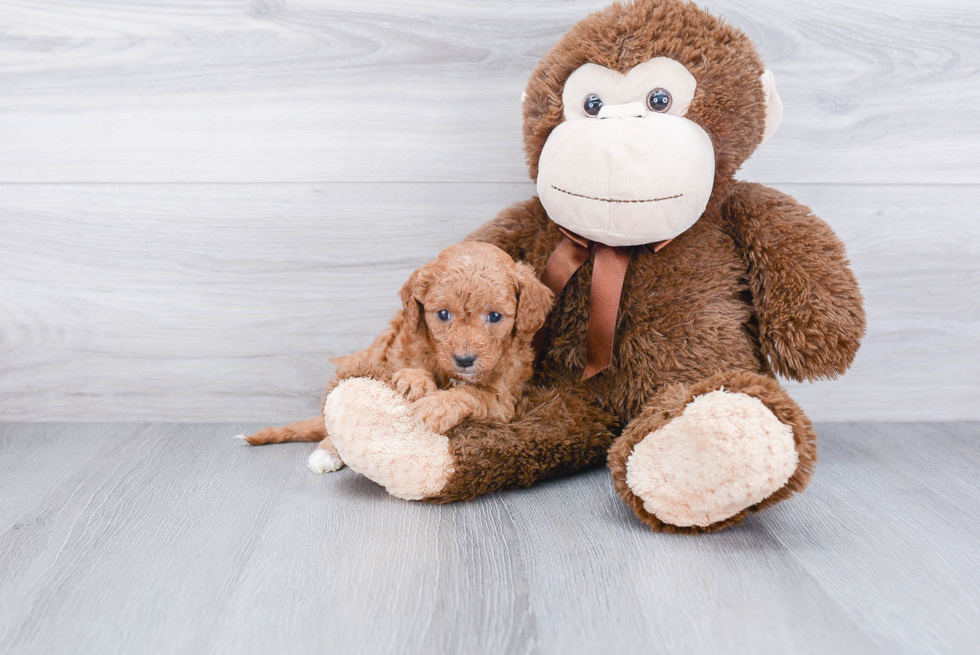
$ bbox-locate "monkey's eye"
[646,88,672,113]
[583,94,603,117]
[487,312,503,324]
[436,310,451,322]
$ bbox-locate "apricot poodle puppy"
[238,241,554,474]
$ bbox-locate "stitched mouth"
[551,185,682,204]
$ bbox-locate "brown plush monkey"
[323,0,865,532]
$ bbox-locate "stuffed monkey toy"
[323,0,865,533]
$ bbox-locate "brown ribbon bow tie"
[539,227,672,380]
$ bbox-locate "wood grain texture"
[1,183,977,422]
[0,0,977,184]
[0,422,977,654]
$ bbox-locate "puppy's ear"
[512,262,554,340]
[399,267,429,333]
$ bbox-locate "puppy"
[238,241,553,474]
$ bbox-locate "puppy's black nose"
[454,354,477,368]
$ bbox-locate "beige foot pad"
[625,390,798,527]
[324,377,453,500]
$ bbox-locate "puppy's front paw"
[411,395,461,434]
[392,369,437,402]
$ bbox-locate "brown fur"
[243,241,553,446]
[422,0,865,532]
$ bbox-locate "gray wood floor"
[1,422,977,655]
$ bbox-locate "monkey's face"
[536,58,716,247]
[526,0,783,248]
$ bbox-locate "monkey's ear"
[759,70,783,147]
[398,268,428,333]
[512,262,554,341]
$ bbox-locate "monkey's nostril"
[454,354,477,368]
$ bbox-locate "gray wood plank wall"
[1,0,977,421]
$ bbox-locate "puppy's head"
[399,242,553,384]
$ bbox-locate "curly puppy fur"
[242,242,553,453]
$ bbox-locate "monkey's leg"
[607,371,817,533]
[324,377,616,502]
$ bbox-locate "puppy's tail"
[237,416,326,445]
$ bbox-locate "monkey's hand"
[392,368,438,402]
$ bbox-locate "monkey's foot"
[610,377,801,531]
[324,377,453,500]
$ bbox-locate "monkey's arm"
[723,182,866,381]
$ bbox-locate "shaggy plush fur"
[429,379,621,503]
[241,242,553,460]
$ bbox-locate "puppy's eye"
[583,94,603,117]
[435,309,451,322]
[646,88,672,113]
[487,312,503,324]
